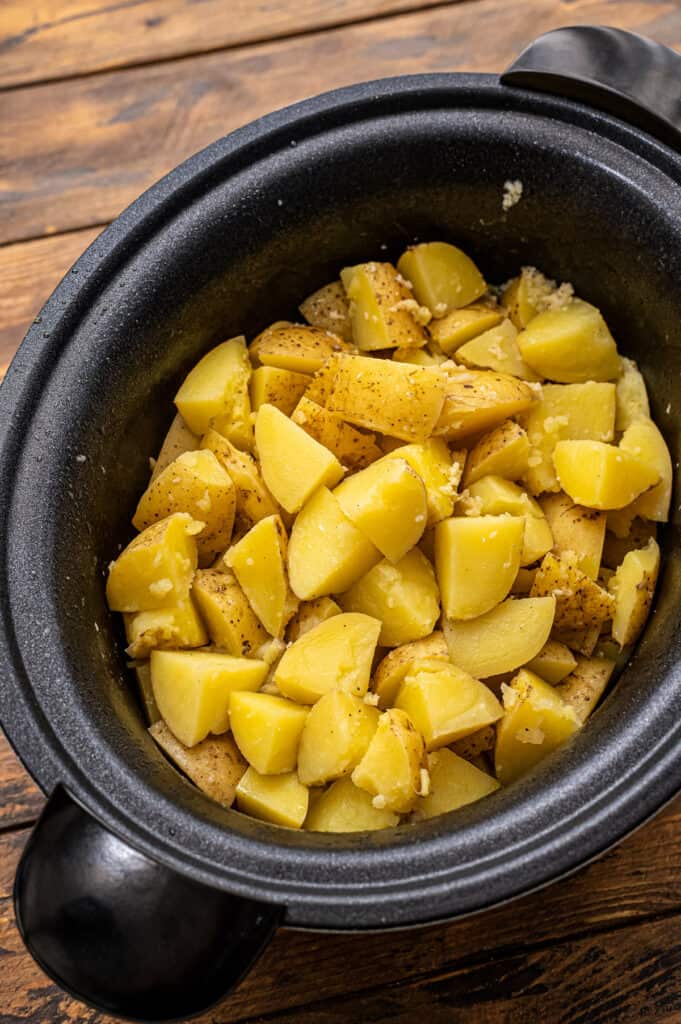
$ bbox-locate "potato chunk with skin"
[175,336,252,443]
[395,661,503,751]
[608,538,660,647]
[297,691,379,786]
[398,242,486,315]
[299,280,353,343]
[224,515,298,638]
[305,776,399,832]
[464,476,553,566]
[255,403,344,514]
[150,649,267,747]
[616,357,650,431]
[339,549,440,647]
[192,569,268,657]
[249,366,310,416]
[428,303,503,354]
[456,318,542,382]
[229,691,308,774]
[463,420,529,487]
[201,430,278,532]
[494,670,580,785]
[236,768,309,828]
[539,492,606,580]
[556,655,616,722]
[291,396,381,470]
[352,708,425,813]
[553,440,660,510]
[133,449,236,564]
[443,596,556,678]
[525,639,577,684]
[551,623,601,658]
[106,513,202,612]
[415,749,499,819]
[274,612,381,703]
[249,324,351,373]
[383,438,459,525]
[517,299,621,383]
[450,724,496,760]
[151,414,199,483]
[531,552,614,634]
[150,721,246,807]
[333,457,427,563]
[124,599,208,658]
[434,366,536,443]
[619,419,672,523]
[435,515,524,620]
[372,633,449,708]
[286,597,341,642]
[341,262,426,351]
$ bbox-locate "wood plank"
[0,733,43,831]
[2,0,680,245]
[0,1,456,89]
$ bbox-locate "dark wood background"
[3,2,681,1021]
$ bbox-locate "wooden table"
[3,2,681,1020]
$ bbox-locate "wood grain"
[0,735,43,831]
[2,0,681,244]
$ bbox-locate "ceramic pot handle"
[501,25,681,150]
[14,786,282,1021]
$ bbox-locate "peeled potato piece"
[230,691,308,775]
[382,438,460,525]
[608,538,660,647]
[395,661,503,750]
[456,318,541,382]
[553,440,660,510]
[429,303,503,353]
[464,476,553,566]
[297,691,379,786]
[225,515,298,638]
[397,242,486,315]
[415,749,499,819]
[236,767,309,828]
[352,708,425,814]
[435,515,524,620]
[463,420,529,487]
[106,513,202,613]
[517,299,621,383]
[305,777,399,832]
[249,366,310,416]
[124,599,207,659]
[372,632,449,708]
[443,596,556,678]
[619,419,672,523]
[151,414,199,483]
[175,336,252,444]
[341,261,427,351]
[525,640,577,684]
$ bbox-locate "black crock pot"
[2,25,681,1023]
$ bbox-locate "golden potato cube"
[255,403,344,514]
[525,639,577,684]
[325,354,447,442]
[202,429,278,533]
[133,449,236,564]
[341,261,426,350]
[249,323,351,373]
[287,486,381,600]
[428,303,503,353]
[372,633,449,708]
[333,457,427,563]
[517,299,621,383]
[106,513,202,612]
[297,691,380,786]
[609,538,660,647]
[395,662,503,750]
[191,569,268,657]
[133,662,161,724]
[556,655,616,722]
[616,357,650,431]
[339,548,440,647]
[150,649,267,747]
[619,419,672,522]
[175,336,252,448]
[224,515,298,638]
[392,346,440,366]
[443,596,556,678]
[150,721,246,807]
[502,271,540,328]
[539,492,606,579]
[304,776,399,832]
[299,280,353,343]
[494,669,580,785]
[124,598,208,658]
[303,357,338,406]
[462,420,529,487]
[397,242,486,315]
[236,767,309,828]
[383,438,459,525]
[435,515,524,620]
[291,396,382,470]
[351,708,425,813]
[229,691,308,774]
[531,552,614,633]
[456,318,542,382]
[464,476,553,566]
[249,366,310,416]
[274,612,381,703]
[415,749,499,819]
[286,597,342,642]
[150,414,199,483]
[602,518,657,569]
[553,440,660,510]
[434,366,535,443]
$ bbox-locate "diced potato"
[521,382,616,495]
[133,450,236,564]
[339,549,440,647]
[333,457,427,563]
[602,518,657,569]
[299,280,353,343]
[456,318,542,382]
[551,623,601,657]
[124,599,208,658]
[383,438,459,525]
[372,633,449,708]
[351,708,425,813]
[150,414,199,483]
[305,776,399,832]
[415,749,499,819]
[442,596,556,678]
[539,492,606,579]
[274,612,381,703]
[287,487,381,599]
[462,420,529,487]
[397,242,486,315]
[297,691,379,786]
[286,597,341,642]
[619,419,672,522]
[511,567,537,594]
[395,662,503,750]
[175,336,252,447]
[249,323,350,373]
[556,655,616,722]
[428,303,503,353]
[150,649,267,747]
[224,515,298,637]
[201,430,278,532]
[494,670,580,784]
[150,721,246,807]
[392,346,439,366]
[229,691,308,774]
[450,724,496,760]
[249,366,310,416]
[291,396,381,470]
[435,515,524,619]
[434,366,535,443]
[464,476,553,566]
[553,440,660,510]
[501,267,572,328]
[106,513,202,612]
[325,354,447,442]
[235,767,309,828]
[525,639,577,684]
[616,357,650,431]
[609,538,660,646]
[192,569,268,657]
[133,662,161,724]
[255,403,344,514]
[341,262,426,351]
[303,357,338,406]
[531,552,614,633]
[517,299,621,383]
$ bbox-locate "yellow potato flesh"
[249,366,310,415]
[443,596,556,678]
[236,767,309,828]
[502,272,541,328]
[150,649,267,747]
[556,655,616,723]
[456,318,542,381]
[250,324,350,373]
[191,569,269,657]
[224,515,298,637]
[274,612,381,703]
[539,492,606,579]
[299,280,353,343]
[106,513,202,612]
[553,440,660,510]
[619,419,672,522]
[305,776,399,832]
[291,396,381,471]
[351,708,425,813]
[463,420,529,487]
[341,261,426,351]
[383,438,458,525]
[428,303,503,353]
[395,662,502,750]
[297,691,379,786]
[393,346,442,366]
[175,336,252,448]
[124,598,207,659]
[464,476,553,566]
[150,721,246,807]
[286,596,342,642]
[517,299,621,383]
[416,749,499,819]
[435,515,524,619]
[609,538,660,646]
[525,640,577,684]
[434,367,535,443]
[201,429,278,532]
[229,691,308,774]
[372,633,449,708]
[397,242,486,314]
[151,414,199,483]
